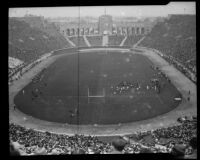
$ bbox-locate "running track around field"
[9,47,196,137]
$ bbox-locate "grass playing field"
[14,51,181,125]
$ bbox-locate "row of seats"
[86,36,102,46]
[9,18,70,63]
[139,15,196,75]
[9,17,144,65]
[108,35,125,46]
[69,35,143,47]
[10,115,197,155]
[68,36,87,47]
[124,35,143,46]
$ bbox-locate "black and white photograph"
[9,2,196,157]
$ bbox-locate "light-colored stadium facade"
[60,15,153,37]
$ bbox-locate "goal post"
[88,88,105,103]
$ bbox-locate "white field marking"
[88,88,105,98]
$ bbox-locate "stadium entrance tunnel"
[14,47,182,125]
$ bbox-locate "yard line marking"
[156,94,164,104]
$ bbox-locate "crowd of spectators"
[124,35,143,47]
[9,115,196,156]
[139,15,196,83]
[20,16,70,48]
[143,47,196,83]
[68,36,88,47]
[9,63,26,84]
[9,17,147,68]
[9,43,39,64]
[86,36,102,46]
[159,52,196,83]
[9,18,70,63]
[9,61,38,85]
[9,53,51,85]
[9,60,24,78]
[108,35,125,46]
[68,34,144,48]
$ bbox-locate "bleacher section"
[86,36,102,46]
[10,115,197,155]
[9,43,38,63]
[9,57,24,76]
[9,18,70,63]
[139,15,196,74]
[17,16,71,48]
[123,35,143,47]
[9,57,23,69]
[68,36,87,47]
[108,35,125,46]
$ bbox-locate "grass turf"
[14,51,181,124]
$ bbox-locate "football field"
[14,51,181,124]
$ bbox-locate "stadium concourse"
[9,15,196,156]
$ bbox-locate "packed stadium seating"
[108,35,125,46]
[16,16,71,48]
[86,36,102,46]
[68,36,88,47]
[123,35,143,47]
[9,57,24,76]
[9,43,38,63]
[9,56,24,68]
[9,115,196,155]
[139,15,196,76]
[9,18,70,63]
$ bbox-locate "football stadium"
[9,5,196,156]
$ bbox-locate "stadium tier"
[9,43,38,63]
[10,115,197,155]
[108,35,125,46]
[68,36,88,47]
[123,35,144,47]
[86,36,102,46]
[139,15,196,75]
[9,18,71,63]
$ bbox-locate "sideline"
[9,47,196,137]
